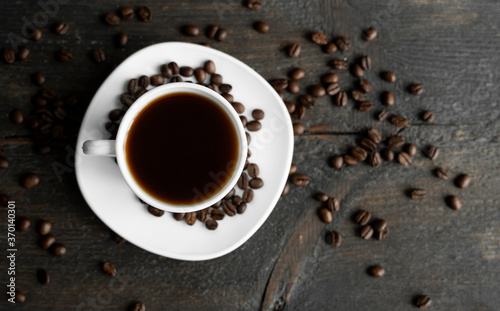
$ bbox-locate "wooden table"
[1,1,499,310]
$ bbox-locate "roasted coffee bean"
[293,123,305,135]
[375,227,388,240]
[37,269,50,285]
[360,137,377,152]
[327,197,340,212]
[32,72,46,86]
[242,188,254,203]
[398,152,412,166]
[416,295,432,309]
[116,33,128,47]
[351,146,368,161]
[0,157,8,169]
[33,28,43,41]
[311,31,328,45]
[381,71,396,83]
[202,218,217,230]
[147,205,164,217]
[138,7,152,22]
[254,21,269,33]
[368,265,385,278]
[222,201,237,216]
[281,182,290,197]
[324,42,337,54]
[65,93,79,106]
[10,109,23,124]
[182,25,200,36]
[332,59,348,70]
[447,195,462,210]
[381,91,395,106]
[369,152,381,167]
[359,79,372,93]
[364,28,377,41]
[292,174,310,186]
[173,213,185,221]
[51,243,67,256]
[55,22,69,35]
[404,143,417,157]
[358,101,372,112]
[92,48,105,63]
[102,262,117,277]
[109,109,122,121]
[170,76,182,83]
[287,80,300,94]
[319,207,333,223]
[455,173,471,189]
[185,212,196,225]
[309,85,326,98]
[410,83,424,95]
[378,109,389,122]
[167,62,180,75]
[247,120,262,132]
[249,177,264,189]
[289,163,297,175]
[56,49,72,62]
[355,210,371,226]
[388,136,406,148]
[247,163,260,178]
[17,47,30,61]
[322,72,338,84]
[247,0,262,10]
[224,188,236,200]
[435,167,449,180]
[211,209,225,221]
[423,110,435,123]
[120,7,135,20]
[114,233,126,244]
[360,55,371,70]
[367,128,382,143]
[351,64,364,78]
[361,225,374,239]
[300,94,315,108]
[138,75,150,88]
[238,172,249,189]
[194,68,207,83]
[343,154,357,165]
[427,146,439,160]
[215,28,228,41]
[38,220,51,235]
[40,234,56,249]
[334,91,348,107]
[295,105,306,119]
[245,132,251,144]
[150,74,165,86]
[236,202,247,214]
[335,36,351,51]
[239,117,247,128]
[51,124,64,138]
[326,83,340,96]
[211,73,223,85]
[180,66,194,77]
[351,89,367,102]
[131,302,146,311]
[232,102,245,114]
[391,115,408,128]
[327,231,342,247]
[251,109,265,120]
[372,219,387,232]
[331,155,343,170]
[290,68,305,80]
[15,290,26,303]
[411,188,426,200]
[104,13,120,25]
[232,196,243,206]
[288,43,301,57]
[40,89,56,100]
[317,193,329,202]
[17,217,31,232]
[120,93,135,106]
[197,207,211,222]
[159,65,172,78]
[22,173,40,189]
[206,25,219,39]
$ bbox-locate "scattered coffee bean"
[327,197,340,212]
[331,155,343,170]
[211,209,225,221]
[322,72,338,84]
[375,227,388,240]
[327,231,342,247]
[416,295,432,309]
[351,64,364,78]
[287,80,300,94]
[309,85,326,98]
[247,0,262,10]
[236,202,247,214]
[205,219,218,230]
[388,136,406,148]
[50,243,67,256]
[318,207,333,223]
[215,27,228,41]
[252,109,265,120]
[335,36,351,51]
[367,128,382,144]
[150,74,165,86]
[351,146,368,161]
[206,25,219,39]
[120,7,135,20]
[332,59,348,70]
[271,79,288,91]
[324,42,337,54]
[92,48,105,63]
[247,163,260,178]
[242,188,254,203]
[182,25,200,36]
[334,92,348,107]
[455,173,471,189]
[249,178,264,189]
[381,148,394,161]
[290,68,305,80]
[147,205,164,217]
[300,94,315,108]
[368,265,385,277]
[295,105,306,119]
[102,262,117,277]
[427,146,439,160]
[358,101,373,112]
[40,234,56,249]
[351,89,367,102]
[247,120,262,132]
[104,13,120,25]
[423,110,435,123]
[343,154,357,165]
[359,79,372,93]
[32,72,46,86]
[293,123,305,135]
[138,7,152,22]
[17,47,30,61]
[10,109,23,124]
[222,201,237,216]
[378,109,389,122]
[22,173,40,189]
[381,91,395,106]
[364,28,377,41]
[33,28,43,41]
[288,43,301,57]
[281,182,290,197]
[232,102,245,114]
[360,137,377,152]
[311,31,328,45]
[254,21,269,33]
[116,33,128,47]
[180,66,194,77]
[131,302,146,311]
[197,208,211,222]
[435,167,449,180]
[410,83,424,95]
[326,83,340,96]
[355,210,371,226]
[391,115,408,127]
[185,212,197,225]
[411,189,426,200]
[405,143,417,157]
[138,75,150,88]
[56,49,72,62]
[361,225,374,239]
[381,71,396,83]
[317,193,329,202]
[398,152,412,166]
[55,22,69,34]
[289,163,297,175]
[292,174,310,186]
[38,220,51,235]
[17,217,31,232]
[372,219,387,232]
[4,47,16,63]
[360,55,371,70]
[37,269,50,285]
[369,152,381,168]
[224,188,236,200]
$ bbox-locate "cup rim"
[115,82,248,213]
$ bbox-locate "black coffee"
[125,92,239,205]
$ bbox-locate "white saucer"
[75,42,294,261]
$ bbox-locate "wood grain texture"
[1,0,499,310]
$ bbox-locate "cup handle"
[82,140,117,156]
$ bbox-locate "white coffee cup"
[82,83,248,213]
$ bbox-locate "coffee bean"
[116,33,128,47]
[92,48,105,63]
[191,68,206,83]
[50,243,67,256]
[423,110,435,123]
[369,152,381,167]
[41,89,56,100]
[317,193,329,202]
[388,136,405,148]
[327,197,340,212]
[22,173,40,189]
[381,91,394,106]
[138,7,152,22]
[170,76,182,83]
[281,182,290,197]
[17,47,30,61]
[455,173,471,189]
[120,93,135,106]
[416,295,432,309]
[343,154,357,165]
[167,62,180,75]
[55,22,69,35]
[271,79,289,92]
[319,207,333,223]
[351,146,367,161]
[322,72,338,84]
[196,207,210,222]
[410,83,424,95]
[249,177,264,189]
[247,163,260,178]
[182,25,200,36]
[391,115,408,128]
[327,231,342,247]
[247,0,262,10]
[411,188,426,200]
[288,43,301,57]
[360,137,377,152]
[290,68,305,80]
[56,49,72,62]
[33,28,43,41]
[211,74,223,86]
[38,220,51,235]
[232,196,243,206]
[378,109,389,122]
[247,120,262,132]
[242,188,254,203]
[435,167,449,180]
[351,89,367,102]
[150,74,165,86]
[300,94,315,108]
[355,210,371,226]
[366,128,382,144]
[236,202,247,214]
[185,212,197,225]
[102,262,117,277]
[334,91,348,107]
[295,105,306,119]
[360,55,371,70]
[229,102,243,114]
[254,21,269,33]
[211,208,225,221]
[324,42,337,54]
[358,101,373,112]
[326,83,340,96]
[104,13,120,25]
[351,64,364,78]
[287,80,300,94]
[331,155,343,170]
[403,143,417,157]
[206,25,219,39]
[17,217,31,232]
[368,265,385,278]
[292,174,310,186]
[332,59,348,70]
[289,163,297,175]
[251,109,264,121]
[375,227,389,240]
[131,302,146,311]
[114,233,126,244]
[180,66,194,77]
[358,79,372,93]
[372,219,387,232]
[224,188,236,200]
[222,201,237,216]
[311,31,328,45]
[65,93,78,106]
[40,234,56,249]
[37,269,50,285]
[335,36,351,51]
[147,205,164,217]
[309,85,326,98]
[205,219,218,230]
[364,28,377,41]
[120,7,135,20]
[245,132,251,144]
[293,123,305,135]
[381,71,396,83]
[398,152,412,166]
[172,213,185,221]
[427,146,439,160]
[215,28,228,41]
[138,75,150,89]
[361,225,374,239]
[10,109,23,124]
